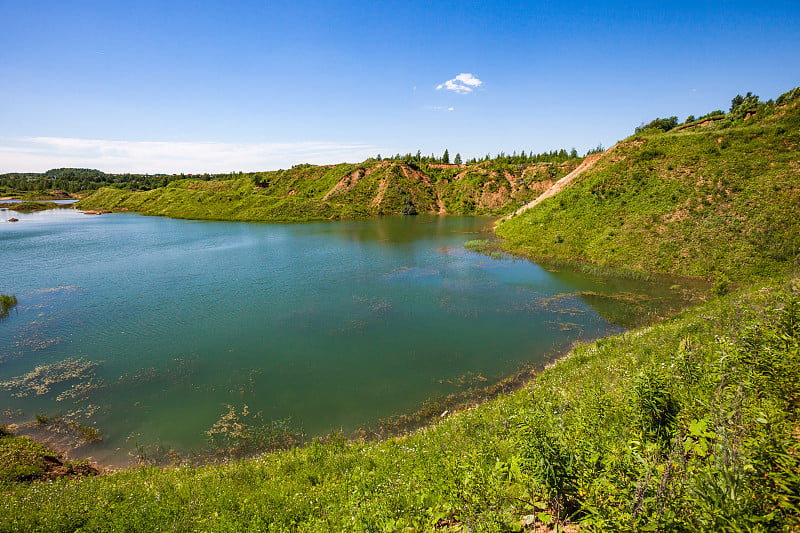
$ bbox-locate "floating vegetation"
[129,441,188,467]
[56,379,105,402]
[437,371,489,387]
[544,320,583,332]
[472,259,504,268]
[0,293,18,320]
[438,295,481,318]
[205,404,305,458]
[435,245,468,256]
[225,368,264,396]
[61,404,101,421]
[384,266,440,279]
[28,416,103,445]
[29,285,82,295]
[0,358,102,398]
[76,424,102,443]
[577,290,650,303]
[464,239,502,260]
[13,336,62,352]
[463,239,490,252]
[352,295,393,316]
[114,356,198,389]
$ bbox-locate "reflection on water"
[0,211,702,464]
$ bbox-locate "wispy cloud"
[436,73,483,94]
[0,137,380,173]
[425,106,455,112]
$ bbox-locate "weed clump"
[0,293,18,319]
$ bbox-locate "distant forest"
[0,146,596,194]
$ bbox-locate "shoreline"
[1,212,709,473]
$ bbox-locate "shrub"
[635,116,679,134]
[633,369,679,445]
[713,273,731,296]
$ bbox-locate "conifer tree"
[454,153,462,165]
[442,149,450,164]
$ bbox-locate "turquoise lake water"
[0,208,698,464]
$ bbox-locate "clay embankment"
[502,149,611,222]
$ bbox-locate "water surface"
[0,208,696,464]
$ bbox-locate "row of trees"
[376,147,588,166]
[0,168,241,194]
[635,90,771,135]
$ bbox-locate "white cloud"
[425,106,455,112]
[0,137,380,173]
[436,73,484,94]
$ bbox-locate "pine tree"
[454,153,462,165]
[442,149,450,164]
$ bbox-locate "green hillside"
[497,87,800,282]
[76,159,581,220]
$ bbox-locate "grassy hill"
[76,159,581,220]
[497,87,800,283]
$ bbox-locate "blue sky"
[1,1,798,173]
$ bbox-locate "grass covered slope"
[77,159,581,221]
[497,88,800,282]
[3,280,798,532]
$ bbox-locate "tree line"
[375,146,593,167]
[633,88,791,135]
[0,168,241,194]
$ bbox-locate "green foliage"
[0,201,58,212]
[729,91,760,113]
[633,368,679,445]
[0,168,184,194]
[77,425,102,443]
[0,293,18,319]
[0,433,54,484]
[776,86,800,106]
[713,273,731,296]
[635,116,679,134]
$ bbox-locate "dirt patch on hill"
[322,168,365,201]
[371,179,388,208]
[400,164,432,186]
